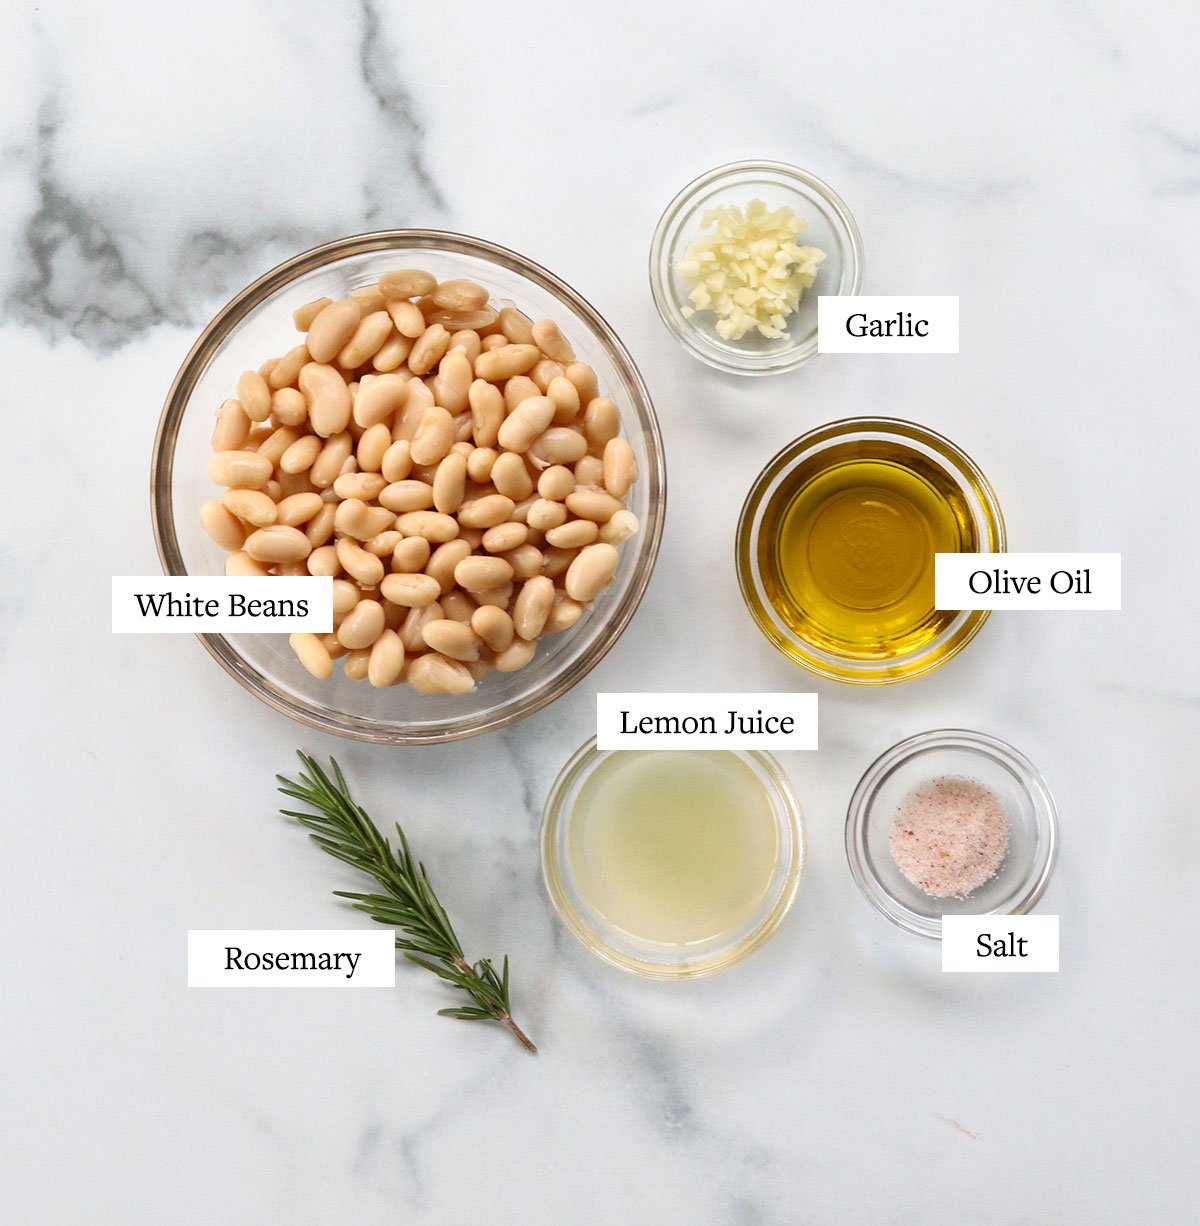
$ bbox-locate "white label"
[817,295,959,353]
[188,930,396,987]
[935,553,1121,610]
[112,576,333,633]
[596,693,818,750]
[942,916,1059,972]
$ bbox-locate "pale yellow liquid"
[566,751,779,945]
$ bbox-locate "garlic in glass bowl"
[650,160,863,376]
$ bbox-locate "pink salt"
[888,776,1009,900]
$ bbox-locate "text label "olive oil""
[935,554,1121,610]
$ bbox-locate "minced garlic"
[676,199,825,341]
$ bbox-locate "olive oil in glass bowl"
[736,419,1005,684]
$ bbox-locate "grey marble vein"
[8,97,179,347]
[4,6,448,351]
[1138,119,1200,195]
[358,0,447,222]
[786,115,1030,203]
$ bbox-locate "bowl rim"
[540,736,806,979]
[735,415,1006,685]
[649,158,865,376]
[151,229,666,744]
[844,727,1060,938]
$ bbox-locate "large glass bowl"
[152,231,666,744]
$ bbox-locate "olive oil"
[758,441,977,658]
[566,751,779,945]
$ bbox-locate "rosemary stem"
[503,1015,539,1054]
[452,956,538,1054]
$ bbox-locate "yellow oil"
[758,441,977,658]
[567,751,779,945]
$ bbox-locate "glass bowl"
[649,160,863,375]
[152,231,666,744]
[846,729,1059,938]
[736,417,1005,685]
[540,738,805,979]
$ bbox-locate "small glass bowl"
[846,729,1059,938]
[152,230,666,744]
[735,417,1005,685]
[540,738,806,979]
[649,160,863,375]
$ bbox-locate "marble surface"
[3,3,1197,1222]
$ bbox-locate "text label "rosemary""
[188,930,396,987]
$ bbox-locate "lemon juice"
[566,751,779,945]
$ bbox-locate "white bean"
[212,399,250,451]
[208,450,272,490]
[337,599,386,650]
[565,543,619,602]
[381,572,442,608]
[407,653,475,695]
[368,629,405,687]
[532,318,575,364]
[244,526,312,564]
[497,396,555,453]
[201,501,245,551]
[354,372,408,428]
[336,537,385,587]
[512,576,554,641]
[471,605,515,653]
[422,618,482,662]
[300,363,352,437]
[306,299,362,364]
[410,406,456,466]
[290,633,334,679]
[223,489,278,528]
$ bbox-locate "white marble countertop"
[3,3,1197,1222]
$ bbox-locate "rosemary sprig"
[277,751,536,1054]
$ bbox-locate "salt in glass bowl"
[845,729,1059,939]
[649,160,863,375]
[152,231,666,744]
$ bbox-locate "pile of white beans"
[201,270,640,695]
